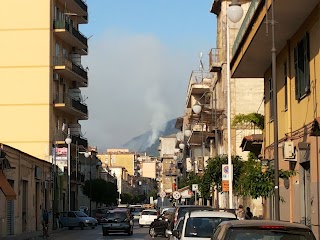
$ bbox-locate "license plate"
[112,223,120,227]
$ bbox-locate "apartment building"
[0,0,89,159]
[158,134,179,193]
[98,149,135,175]
[230,0,320,236]
[0,0,90,230]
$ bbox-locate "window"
[269,78,274,120]
[284,62,288,110]
[294,33,310,100]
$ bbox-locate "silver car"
[59,211,98,230]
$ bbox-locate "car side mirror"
[172,229,180,239]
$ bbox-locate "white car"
[138,209,158,227]
[170,210,237,240]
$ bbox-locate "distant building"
[97,149,135,175]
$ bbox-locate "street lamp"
[65,129,72,211]
[184,128,192,138]
[192,102,202,114]
[179,143,185,150]
[227,0,279,219]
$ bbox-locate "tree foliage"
[81,179,118,205]
[232,113,264,130]
[199,155,244,200]
[236,154,296,199]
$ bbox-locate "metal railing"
[53,20,88,47]
[74,0,87,13]
[232,0,261,56]
[53,56,88,80]
[53,93,88,115]
[209,48,220,68]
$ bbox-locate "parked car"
[169,205,214,231]
[211,220,316,240]
[59,211,98,230]
[139,209,158,227]
[101,209,134,236]
[169,210,237,240]
[149,210,174,237]
[167,217,184,240]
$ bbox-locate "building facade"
[230,0,320,237]
[0,144,52,238]
[98,149,135,176]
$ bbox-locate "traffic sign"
[192,184,198,191]
[222,164,233,180]
[159,191,166,198]
[222,180,229,192]
[172,191,181,200]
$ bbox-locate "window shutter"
[294,47,299,99]
[304,32,310,93]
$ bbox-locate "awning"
[0,171,16,200]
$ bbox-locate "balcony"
[54,130,88,148]
[209,48,222,72]
[53,93,88,120]
[163,169,178,176]
[53,56,88,86]
[53,20,88,52]
[58,0,88,20]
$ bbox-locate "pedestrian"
[245,207,253,220]
[236,205,245,220]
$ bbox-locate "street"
[45,224,163,240]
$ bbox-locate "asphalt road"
[45,223,166,240]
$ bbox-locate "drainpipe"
[287,40,293,223]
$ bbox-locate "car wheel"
[91,226,95,229]
[149,227,156,237]
[103,229,109,236]
[79,222,85,230]
[68,227,74,230]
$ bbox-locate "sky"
[80,1,217,151]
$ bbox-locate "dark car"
[169,205,214,231]
[149,211,174,237]
[101,209,133,236]
[212,220,317,240]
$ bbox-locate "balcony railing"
[74,0,87,13]
[232,0,261,56]
[54,93,88,115]
[71,135,88,148]
[53,20,88,48]
[209,48,222,72]
[53,56,88,80]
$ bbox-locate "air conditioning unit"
[283,141,295,159]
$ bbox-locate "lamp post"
[227,0,279,219]
[65,129,72,211]
[84,152,91,216]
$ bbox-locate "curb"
[2,227,66,240]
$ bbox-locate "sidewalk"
[2,227,66,240]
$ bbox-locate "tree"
[121,193,133,204]
[199,155,244,201]
[81,179,118,205]
[236,153,296,199]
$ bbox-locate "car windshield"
[229,228,314,240]
[185,217,236,238]
[75,211,88,217]
[142,211,157,216]
[106,212,127,221]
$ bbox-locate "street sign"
[172,191,181,200]
[159,191,166,198]
[222,164,233,180]
[192,184,198,191]
[222,180,229,192]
